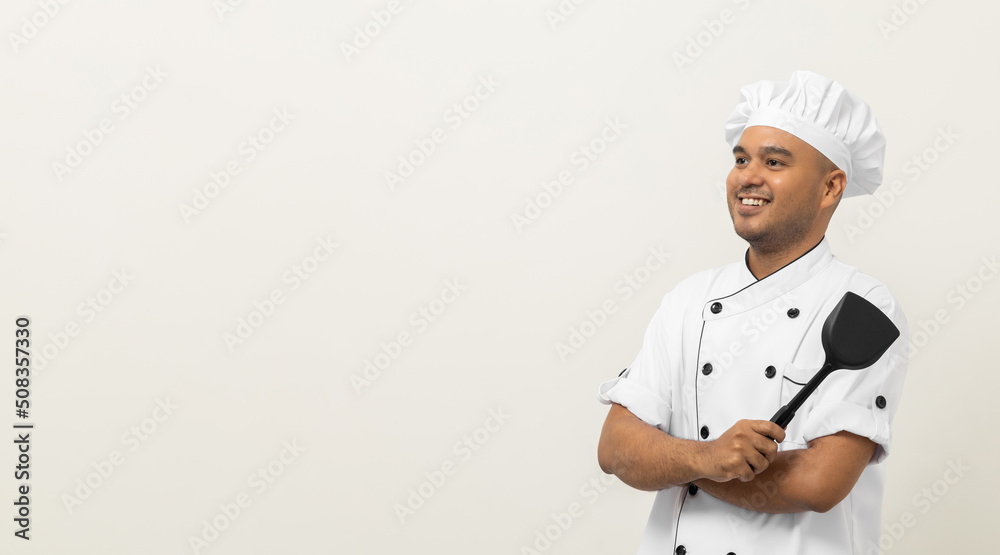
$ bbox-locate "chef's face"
[725,126,840,254]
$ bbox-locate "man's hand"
[700,419,786,483]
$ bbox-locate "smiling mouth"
[740,198,769,206]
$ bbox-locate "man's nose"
[738,161,765,187]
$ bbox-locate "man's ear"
[821,168,847,208]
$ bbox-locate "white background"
[1,0,997,553]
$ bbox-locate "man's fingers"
[709,420,787,483]
[752,434,779,463]
[746,450,770,475]
[751,420,786,443]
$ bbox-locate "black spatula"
[770,291,900,429]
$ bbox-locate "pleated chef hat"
[724,70,886,198]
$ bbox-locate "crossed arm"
[597,402,877,513]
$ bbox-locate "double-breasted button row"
[684,303,799,555]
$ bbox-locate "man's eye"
[766,159,782,167]
[735,157,747,164]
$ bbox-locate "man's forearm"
[598,403,709,491]
[693,450,811,513]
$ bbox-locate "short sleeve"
[596,294,676,430]
[798,286,908,463]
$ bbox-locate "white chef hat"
[724,70,885,198]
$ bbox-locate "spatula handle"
[770,404,796,428]
[769,363,834,429]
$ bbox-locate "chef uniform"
[597,71,908,555]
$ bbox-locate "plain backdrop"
[0,0,997,553]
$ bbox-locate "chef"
[596,70,908,555]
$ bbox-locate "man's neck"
[746,237,824,280]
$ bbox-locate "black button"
[764,365,776,379]
[688,483,698,496]
[675,546,686,555]
[701,363,713,375]
[700,425,709,439]
[876,395,887,409]
[710,302,722,314]
[727,552,736,555]
[787,308,800,318]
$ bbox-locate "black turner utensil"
[770,291,900,429]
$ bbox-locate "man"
[596,70,908,554]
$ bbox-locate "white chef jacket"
[598,238,907,555]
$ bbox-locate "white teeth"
[741,198,767,206]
